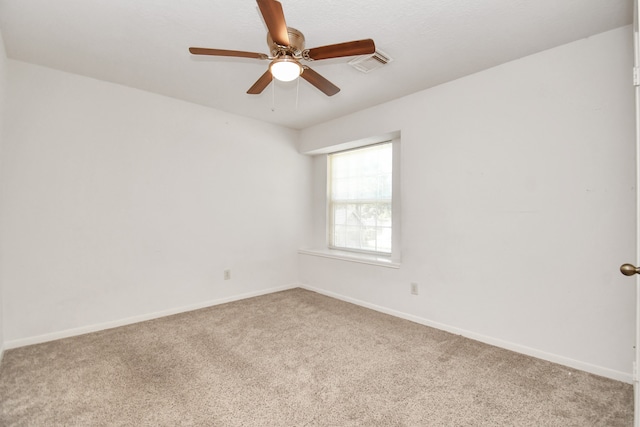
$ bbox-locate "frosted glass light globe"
[270,57,302,82]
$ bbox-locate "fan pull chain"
[271,80,276,112]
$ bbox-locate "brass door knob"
[620,264,640,276]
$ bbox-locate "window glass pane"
[376,227,392,252]
[333,205,345,225]
[345,226,362,249]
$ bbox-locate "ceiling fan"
[189,0,376,96]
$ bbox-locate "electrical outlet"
[224,269,231,280]
[410,282,419,295]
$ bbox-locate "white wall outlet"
[410,282,419,295]
[224,269,231,280]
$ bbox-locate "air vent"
[348,50,392,73]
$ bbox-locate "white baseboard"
[5,283,632,384]
[4,283,300,350]
[300,284,633,384]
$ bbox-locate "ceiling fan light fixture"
[270,56,302,82]
[189,0,376,96]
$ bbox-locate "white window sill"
[298,248,401,269]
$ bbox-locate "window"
[328,142,393,255]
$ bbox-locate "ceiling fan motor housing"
[267,27,305,57]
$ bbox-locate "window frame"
[325,138,401,260]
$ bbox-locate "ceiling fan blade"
[300,66,340,96]
[247,69,273,94]
[257,0,290,46]
[305,39,375,61]
[189,47,268,60]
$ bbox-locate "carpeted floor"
[0,288,634,426]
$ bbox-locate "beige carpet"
[0,288,633,426]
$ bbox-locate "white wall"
[299,26,637,381]
[1,60,311,345]
[0,25,634,384]
[0,26,7,356]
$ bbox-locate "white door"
[630,2,640,426]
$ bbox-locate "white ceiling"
[0,0,633,130]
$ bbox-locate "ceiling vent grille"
[348,50,392,73]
